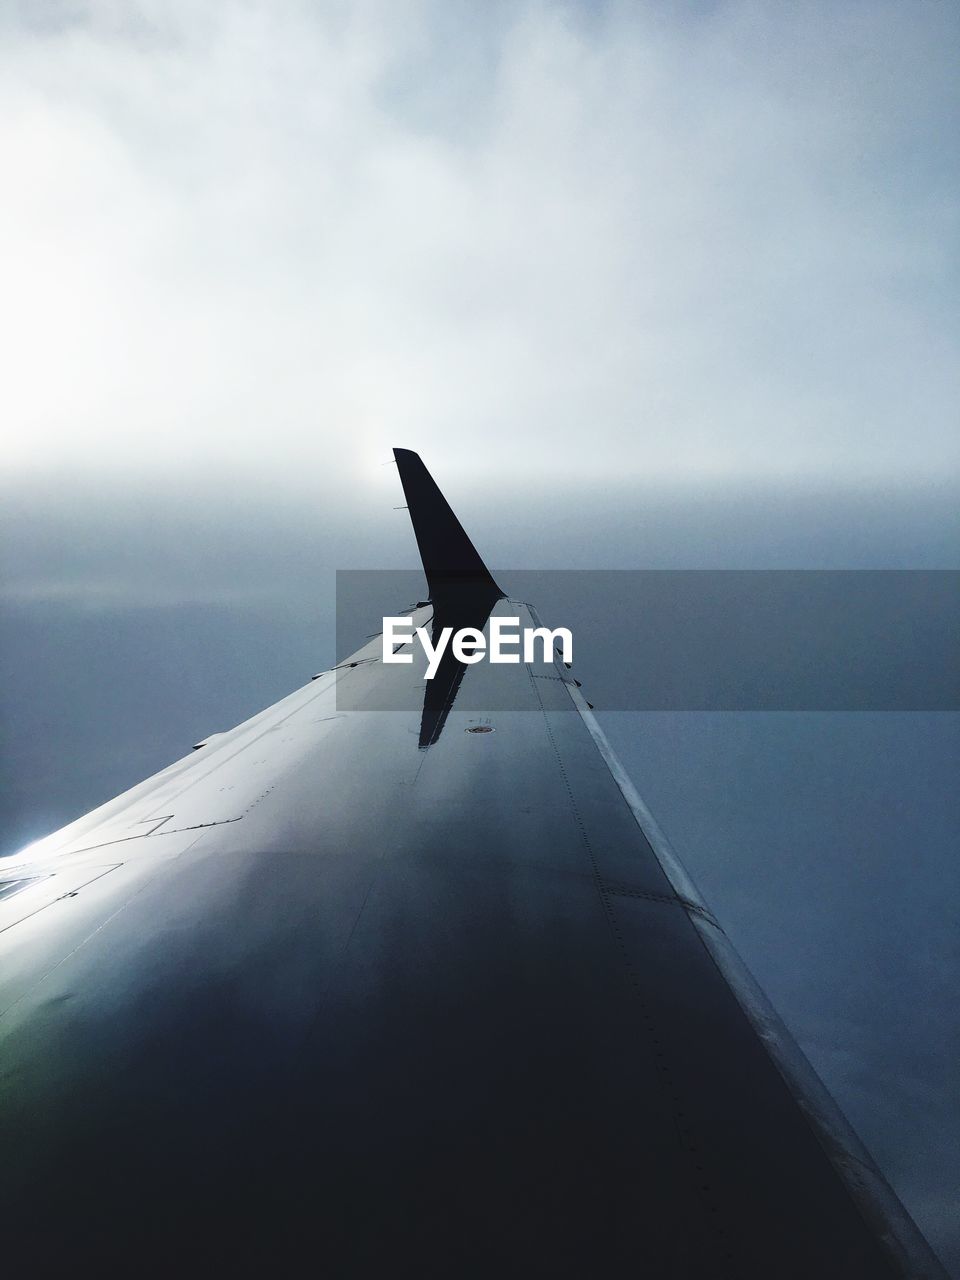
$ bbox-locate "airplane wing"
[0,450,945,1277]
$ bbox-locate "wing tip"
[391,449,501,599]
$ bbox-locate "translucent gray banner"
[336,570,958,711]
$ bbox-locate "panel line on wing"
[601,883,720,927]
[525,660,740,1269]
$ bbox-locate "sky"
[1,1,958,1272]
[0,0,957,491]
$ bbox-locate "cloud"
[0,0,956,489]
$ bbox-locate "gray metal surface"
[0,460,946,1277]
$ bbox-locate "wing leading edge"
[0,453,945,1277]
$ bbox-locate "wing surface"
[0,453,944,1277]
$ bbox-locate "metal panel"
[0,452,944,1276]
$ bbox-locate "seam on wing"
[527,666,741,1276]
[600,883,720,928]
[56,817,243,858]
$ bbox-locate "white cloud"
[0,0,956,488]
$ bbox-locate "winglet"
[393,449,502,600]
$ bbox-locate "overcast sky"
[1,2,958,1273]
[0,0,957,495]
